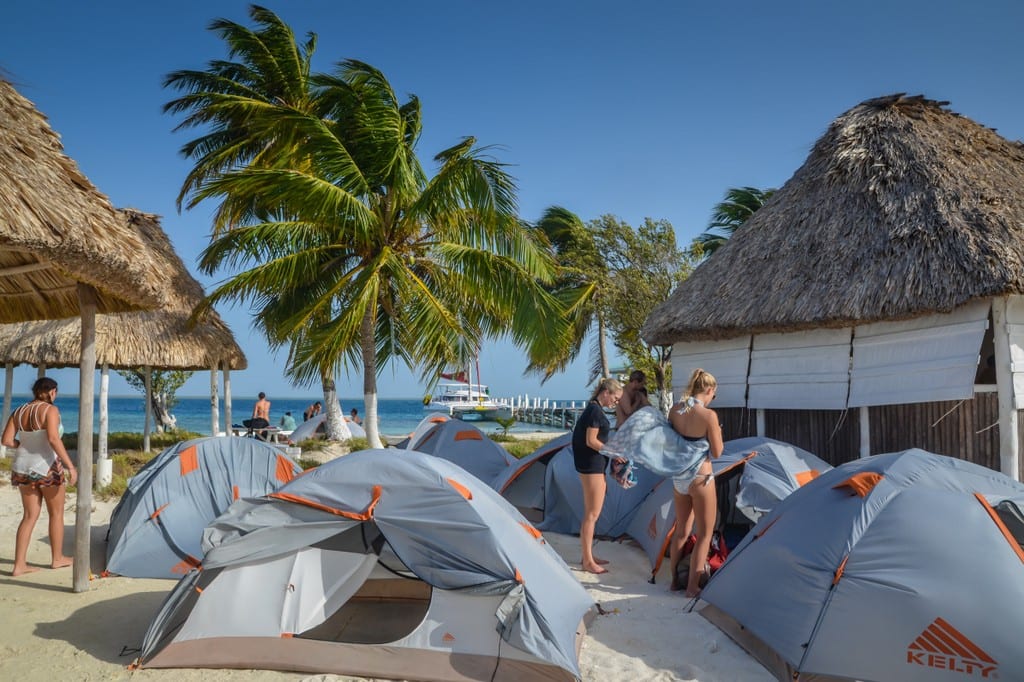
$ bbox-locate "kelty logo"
[907,618,997,678]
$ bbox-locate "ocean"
[9,395,570,439]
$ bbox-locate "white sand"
[0,482,772,681]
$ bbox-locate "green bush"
[501,439,548,459]
[346,437,370,452]
[295,458,322,471]
[63,430,204,452]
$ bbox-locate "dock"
[505,397,585,431]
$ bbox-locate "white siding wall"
[848,302,989,407]
[671,336,750,407]
[1004,296,1024,410]
[748,329,852,409]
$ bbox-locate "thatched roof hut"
[644,94,1024,345]
[0,209,247,371]
[642,94,1024,479]
[0,79,164,320]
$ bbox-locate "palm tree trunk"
[361,306,383,448]
[321,376,350,441]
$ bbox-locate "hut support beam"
[859,406,871,458]
[756,409,765,437]
[143,367,152,453]
[98,364,109,461]
[992,298,1020,480]
[210,364,219,436]
[1,362,12,459]
[223,364,232,437]
[73,283,97,593]
[37,363,45,379]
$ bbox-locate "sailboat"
[423,361,511,421]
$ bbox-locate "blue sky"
[3,1,1023,400]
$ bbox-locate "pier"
[504,396,585,431]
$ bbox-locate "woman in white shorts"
[667,369,723,597]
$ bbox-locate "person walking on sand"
[572,378,623,574]
[615,369,651,427]
[667,369,723,597]
[1,377,77,576]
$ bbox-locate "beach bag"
[674,530,729,588]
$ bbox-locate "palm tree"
[528,206,610,384]
[167,8,567,448]
[694,186,775,256]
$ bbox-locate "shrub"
[501,439,548,459]
[345,437,370,452]
[295,458,322,471]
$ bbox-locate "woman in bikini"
[667,369,723,597]
[1,377,77,576]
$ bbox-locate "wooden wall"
[717,392,1003,472]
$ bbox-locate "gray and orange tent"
[700,449,1024,681]
[135,449,593,681]
[405,417,517,486]
[625,436,832,581]
[105,437,302,578]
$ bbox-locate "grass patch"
[500,439,548,459]
[295,458,322,470]
[62,430,205,452]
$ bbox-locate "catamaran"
[423,367,511,421]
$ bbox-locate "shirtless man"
[615,370,651,426]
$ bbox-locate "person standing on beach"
[667,369,723,597]
[1,377,77,576]
[572,378,623,574]
[303,401,322,422]
[615,370,651,427]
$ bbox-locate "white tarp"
[848,301,989,407]
[747,329,852,409]
[671,336,750,407]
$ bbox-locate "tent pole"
[73,283,97,593]
[223,362,232,436]
[992,297,1020,480]
[1,362,12,459]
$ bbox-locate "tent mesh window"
[298,523,432,645]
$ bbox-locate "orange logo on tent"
[442,632,456,643]
[906,617,997,678]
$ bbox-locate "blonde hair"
[683,368,717,399]
[589,378,623,402]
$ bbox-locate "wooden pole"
[143,366,152,453]
[756,409,766,437]
[37,363,46,379]
[859,406,871,458]
[210,364,219,436]
[992,297,1020,479]
[98,363,109,461]
[1,362,12,459]
[73,283,97,593]
[223,363,232,436]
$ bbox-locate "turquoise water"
[7,395,569,438]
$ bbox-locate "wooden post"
[859,406,871,458]
[210,364,219,436]
[74,283,97,593]
[143,366,152,454]
[37,363,46,379]
[992,297,1020,479]
[756,409,766,437]
[1,362,12,458]
[223,363,232,436]
[98,363,109,461]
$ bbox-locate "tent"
[287,412,362,443]
[700,449,1024,682]
[494,433,662,537]
[136,449,593,681]
[406,418,517,486]
[106,437,302,578]
[394,412,451,449]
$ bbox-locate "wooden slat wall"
[719,394,1004,473]
[869,394,999,471]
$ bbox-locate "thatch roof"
[0,209,247,371]
[0,78,164,322]
[644,94,1024,345]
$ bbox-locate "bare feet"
[51,557,73,569]
[594,557,610,565]
[581,562,609,574]
[684,587,702,599]
[11,565,40,577]
[670,577,684,592]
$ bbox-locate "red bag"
[676,531,729,586]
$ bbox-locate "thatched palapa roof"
[0,209,247,371]
[643,94,1024,345]
[0,78,164,321]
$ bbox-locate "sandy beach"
[0,482,772,681]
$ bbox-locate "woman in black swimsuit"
[572,378,622,574]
